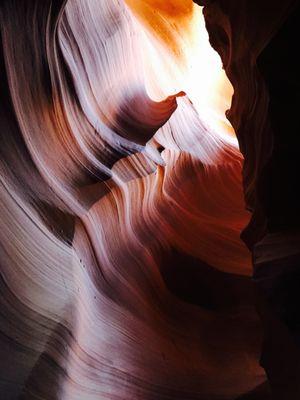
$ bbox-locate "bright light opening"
[125,0,235,141]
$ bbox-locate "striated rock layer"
[1,0,298,398]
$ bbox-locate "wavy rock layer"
[1,0,293,398]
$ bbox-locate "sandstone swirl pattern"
[0,1,266,399]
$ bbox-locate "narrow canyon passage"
[1,0,299,399]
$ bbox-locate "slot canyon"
[0,0,299,399]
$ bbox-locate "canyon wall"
[196,1,300,397]
[1,0,299,398]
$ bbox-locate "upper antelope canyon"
[1,0,299,399]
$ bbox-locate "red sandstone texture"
[0,0,299,398]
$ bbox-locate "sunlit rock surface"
[0,0,298,398]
